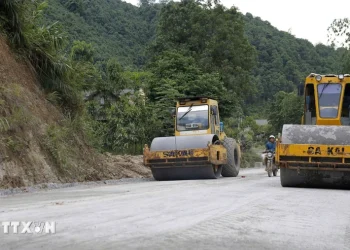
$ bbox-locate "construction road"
[1,167,350,250]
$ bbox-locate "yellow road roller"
[276,73,350,188]
[143,97,241,180]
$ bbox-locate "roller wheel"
[267,160,272,177]
[280,168,304,187]
[222,137,240,177]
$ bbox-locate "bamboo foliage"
[0,0,80,115]
[0,0,24,46]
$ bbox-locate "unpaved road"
[1,168,350,250]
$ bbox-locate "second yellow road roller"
[276,73,350,188]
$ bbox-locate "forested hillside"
[0,0,151,188]
[45,0,159,67]
[41,0,350,162]
[45,0,345,104]
[244,13,345,102]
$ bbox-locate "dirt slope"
[0,36,151,188]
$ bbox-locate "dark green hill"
[244,13,345,102]
[45,0,159,68]
[44,0,344,100]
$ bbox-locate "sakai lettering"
[307,146,321,155]
[163,150,194,157]
[307,146,345,155]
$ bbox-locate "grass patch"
[3,136,26,154]
[42,116,102,180]
[0,117,10,132]
[43,123,76,175]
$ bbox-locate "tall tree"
[149,0,256,118]
[268,91,303,132]
[329,18,350,72]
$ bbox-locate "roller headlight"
[315,75,322,82]
[267,152,273,158]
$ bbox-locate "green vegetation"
[43,117,96,177]
[244,13,345,110]
[42,0,346,103]
[2,0,350,170]
[41,0,348,125]
[329,18,350,72]
[268,91,303,132]
[44,0,160,67]
[223,116,268,168]
[148,1,255,112]
[0,0,80,115]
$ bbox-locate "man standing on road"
[262,135,276,169]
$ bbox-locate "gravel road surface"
[1,167,350,250]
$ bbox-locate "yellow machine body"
[143,97,241,181]
[276,73,350,188]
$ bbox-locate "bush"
[241,150,262,168]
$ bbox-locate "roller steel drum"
[150,134,217,151]
[280,124,350,189]
[149,134,221,180]
[281,124,350,145]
